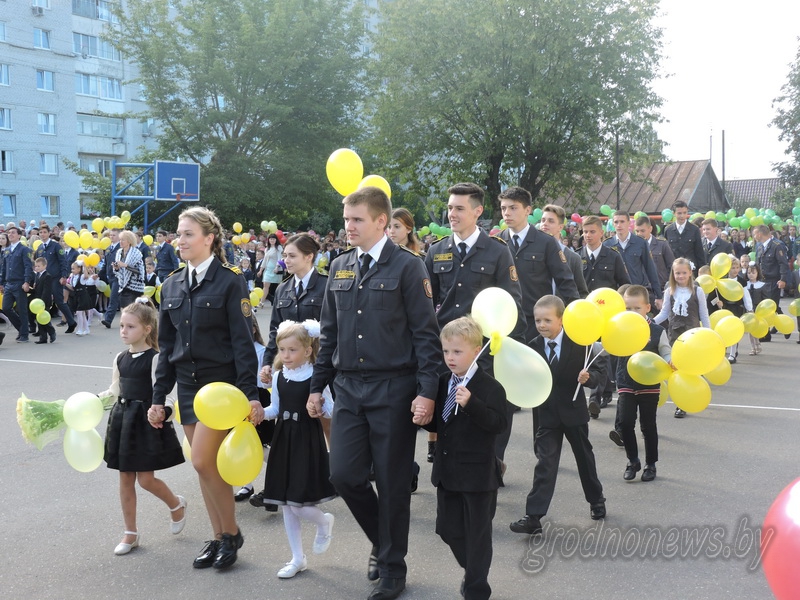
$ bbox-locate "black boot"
[427,441,436,463]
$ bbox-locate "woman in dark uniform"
[147,206,264,570]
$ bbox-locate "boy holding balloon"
[29,257,57,343]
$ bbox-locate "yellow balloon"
[601,311,650,356]
[563,299,604,345]
[267,220,277,233]
[627,351,673,385]
[671,328,725,375]
[750,316,769,339]
[774,314,796,335]
[755,299,777,319]
[37,311,52,325]
[789,298,800,317]
[63,392,103,431]
[716,278,743,302]
[326,148,364,196]
[704,358,732,386]
[143,234,153,246]
[144,286,156,298]
[695,274,717,296]
[764,312,777,327]
[91,239,101,249]
[241,232,251,244]
[217,422,264,486]
[586,287,626,324]
[252,287,264,299]
[85,252,100,267]
[709,253,732,279]
[233,222,243,234]
[20,237,28,246]
[95,279,107,293]
[181,435,191,461]
[33,239,42,252]
[357,174,392,199]
[714,316,745,346]
[658,381,668,407]
[64,230,80,249]
[100,237,111,250]
[193,382,250,430]
[103,285,111,297]
[79,231,93,250]
[709,309,734,329]
[740,313,756,333]
[317,255,329,269]
[668,372,711,413]
[174,400,181,424]
[249,291,260,306]
[471,287,518,339]
[155,285,162,304]
[63,428,104,473]
[232,235,242,246]
[494,338,553,408]
[121,210,131,224]
[29,298,46,314]
[92,217,105,233]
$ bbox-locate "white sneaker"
[277,556,307,578]
[313,513,334,554]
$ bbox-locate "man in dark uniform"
[135,230,151,259]
[634,216,674,297]
[754,224,790,342]
[701,219,734,264]
[36,224,76,333]
[155,230,179,281]
[0,226,34,342]
[605,212,662,310]
[101,228,121,328]
[308,186,441,600]
[664,200,706,273]
[425,182,526,466]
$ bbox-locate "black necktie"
[458,242,468,260]
[296,280,304,297]
[443,375,464,422]
[512,234,520,253]
[708,242,713,253]
[548,341,558,367]
[360,253,372,277]
[589,254,596,267]
[190,269,197,289]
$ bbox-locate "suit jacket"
[579,245,630,291]
[137,241,151,259]
[647,236,675,292]
[499,227,579,340]
[530,334,606,429]
[427,368,508,493]
[705,238,734,264]
[758,239,790,284]
[0,242,34,286]
[35,239,69,279]
[31,271,54,305]
[604,235,662,298]
[155,242,179,278]
[564,246,589,299]
[665,221,707,271]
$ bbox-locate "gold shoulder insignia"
[168,265,186,278]
[399,244,421,257]
[490,235,508,245]
[223,263,243,276]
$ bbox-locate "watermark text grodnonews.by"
[521,517,771,574]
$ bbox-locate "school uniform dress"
[104,349,184,472]
[262,364,336,507]
[653,285,710,344]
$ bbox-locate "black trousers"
[329,373,417,579]
[525,423,604,516]
[617,392,659,465]
[436,486,496,600]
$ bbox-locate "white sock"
[282,507,304,564]
[293,505,329,529]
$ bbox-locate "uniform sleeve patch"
[241,299,252,318]
[559,250,567,263]
[423,278,432,298]
[334,269,355,280]
[509,265,519,282]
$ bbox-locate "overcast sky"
[653,1,800,181]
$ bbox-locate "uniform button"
[206,302,210,306]
[185,320,189,324]
[380,283,384,288]
[357,310,362,314]
[460,263,465,267]
[359,358,364,363]
[480,266,485,271]
[456,304,460,308]
[359,285,363,289]
[185,343,189,346]
[457,283,462,287]
[358,334,363,339]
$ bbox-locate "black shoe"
[674,408,686,418]
[193,539,221,569]
[427,441,436,463]
[590,501,606,520]
[784,333,791,340]
[369,577,406,600]
[65,324,76,334]
[368,544,380,581]
[234,487,254,502]
[35,337,48,344]
[642,464,657,482]
[0,331,4,345]
[49,331,56,343]
[248,490,279,511]
[599,396,611,409]
[101,320,111,329]
[588,399,600,418]
[509,514,543,535]
[17,338,29,343]
[761,334,772,342]
[411,471,418,494]
[57,321,67,327]
[212,529,244,569]
[460,576,465,598]
[623,461,641,481]
[609,430,624,447]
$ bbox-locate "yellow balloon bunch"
[699,254,744,303]
[667,328,728,413]
[62,392,105,472]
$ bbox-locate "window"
[1,150,13,172]
[33,0,51,7]
[0,107,11,130]
[40,195,60,217]
[3,194,16,217]
[40,153,58,174]
[74,73,122,100]
[34,29,51,50]
[36,69,54,91]
[77,113,123,137]
[0,64,8,86]
[38,113,56,134]
[73,32,120,61]
[72,0,118,23]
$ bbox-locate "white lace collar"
[282,362,314,382]
[672,286,692,317]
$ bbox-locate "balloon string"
[455,339,491,415]
[571,345,605,402]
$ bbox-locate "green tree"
[109,0,365,229]
[368,0,665,220]
[772,41,800,217]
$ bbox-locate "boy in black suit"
[510,295,606,536]
[422,316,507,600]
[29,257,56,344]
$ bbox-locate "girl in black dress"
[262,320,336,579]
[103,298,185,555]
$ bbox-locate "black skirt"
[104,398,185,472]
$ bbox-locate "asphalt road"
[1,303,797,600]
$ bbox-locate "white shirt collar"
[616,234,629,249]
[509,224,530,242]
[453,228,481,253]
[294,269,313,290]
[676,222,685,234]
[546,329,565,355]
[706,237,717,246]
[282,362,314,382]
[9,241,19,251]
[187,254,216,284]
[357,234,389,265]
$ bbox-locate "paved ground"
[1,303,797,599]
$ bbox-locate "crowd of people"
[2,194,798,600]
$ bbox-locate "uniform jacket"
[311,240,442,400]
[425,231,526,341]
[264,269,327,366]
[757,240,790,284]
[426,368,508,493]
[105,243,119,279]
[137,241,151,259]
[665,221,707,271]
[529,334,606,429]
[35,239,69,280]
[153,258,259,404]
[155,242,179,279]
[579,245,630,291]
[564,246,589,299]
[499,227,579,340]
[604,235,662,299]
[0,242,34,286]
[705,238,734,263]
[647,236,675,292]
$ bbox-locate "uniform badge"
[433,253,453,262]
[423,278,432,298]
[509,265,519,282]
[241,299,252,318]
[559,250,567,263]
[334,269,355,280]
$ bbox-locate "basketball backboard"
[155,161,200,202]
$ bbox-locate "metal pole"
[615,132,621,210]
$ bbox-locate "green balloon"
[729,217,740,228]
[532,208,543,222]
[726,209,736,219]
[600,204,612,216]
[739,217,750,229]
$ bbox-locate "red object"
[762,477,800,600]
[571,213,582,224]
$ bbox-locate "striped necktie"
[443,375,464,422]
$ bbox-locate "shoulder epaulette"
[490,235,508,245]
[399,244,421,257]
[340,246,357,254]
[222,263,243,276]
[168,265,186,277]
